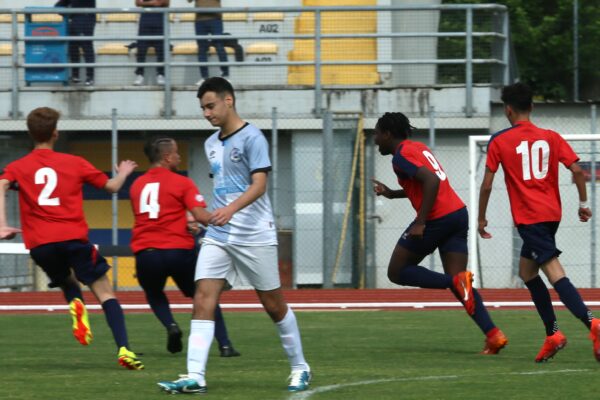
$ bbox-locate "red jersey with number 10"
[0,149,109,249]
[486,120,579,225]
[392,140,465,220]
[129,167,207,253]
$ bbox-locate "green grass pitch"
[2,309,598,399]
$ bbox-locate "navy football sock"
[102,298,129,349]
[146,291,175,328]
[395,265,452,289]
[214,304,231,348]
[469,289,495,334]
[62,283,83,304]
[553,277,593,329]
[525,276,558,336]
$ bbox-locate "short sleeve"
[485,138,501,173]
[246,132,272,174]
[182,178,207,209]
[79,157,109,189]
[392,146,422,177]
[555,132,579,167]
[0,162,16,183]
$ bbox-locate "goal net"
[469,134,600,289]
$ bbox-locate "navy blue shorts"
[517,222,562,265]
[135,248,197,298]
[29,240,110,287]
[398,207,468,256]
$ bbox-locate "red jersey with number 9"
[392,140,465,220]
[486,120,579,225]
[129,167,207,253]
[0,149,109,249]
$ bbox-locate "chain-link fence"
[2,107,600,291]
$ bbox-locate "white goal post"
[469,134,600,288]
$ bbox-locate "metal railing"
[0,4,510,119]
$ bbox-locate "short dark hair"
[196,77,235,103]
[144,137,175,164]
[501,82,533,112]
[26,107,60,143]
[375,112,415,140]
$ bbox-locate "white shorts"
[194,238,281,291]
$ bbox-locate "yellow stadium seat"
[178,13,195,22]
[294,12,376,34]
[253,12,284,21]
[173,42,197,55]
[289,39,376,61]
[0,43,12,56]
[97,43,130,55]
[0,14,25,23]
[288,67,379,85]
[105,13,138,23]
[30,14,63,23]
[246,42,278,55]
[223,13,248,22]
[173,41,234,55]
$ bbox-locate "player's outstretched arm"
[190,207,212,227]
[477,167,495,239]
[569,162,592,222]
[371,178,406,199]
[210,171,267,226]
[0,179,21,240]
[104,160,138,193]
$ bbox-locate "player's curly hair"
[501,82,533,112]
[144,137,175,164]
[26,107,60,143]
[375,112,415,139]
[196,77,235,105]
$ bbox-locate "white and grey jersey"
[204,122,278,246]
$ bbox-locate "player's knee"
[387,267,403,285]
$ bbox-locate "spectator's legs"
[67,24,80,81]
[195,21,211,79]
[155,39,165,76]
[210,19,229,77]
[135,39,148,76]
[81,21,96,80]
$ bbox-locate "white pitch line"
[287,369,591,400]
[3,301,600,312]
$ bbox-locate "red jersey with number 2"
[392,140,465,220]
[129,167,207,253]
[486,120,579,225]
[0,149,109,249]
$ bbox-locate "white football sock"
[187,320,214,385]
[276,307,309,372]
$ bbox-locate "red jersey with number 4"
[129,167,207,253]
[0,149,108,249]
[486,120,579,225]
[392,140,465,220]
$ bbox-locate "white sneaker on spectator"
[195,78,205,86]
[156,74,165,86]
[133,74,144,86]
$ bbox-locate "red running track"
[2,288,600,314]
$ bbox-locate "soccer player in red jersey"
[0,107,144,370]
[372,112,507,355]
[130,137,239,356]
[478,82,600,362]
